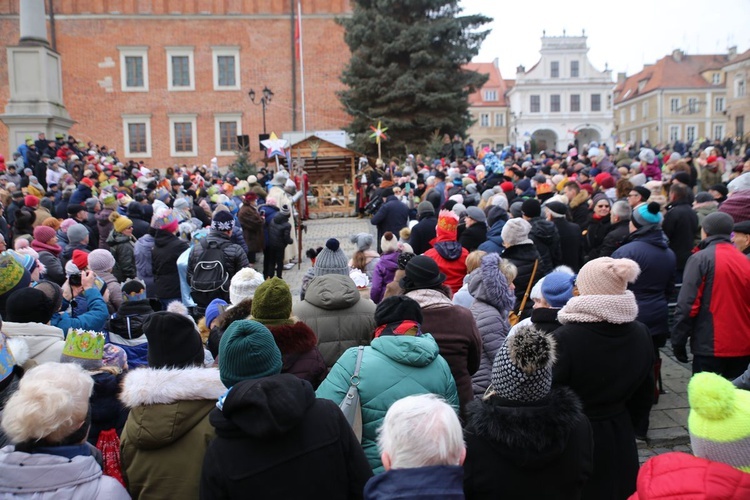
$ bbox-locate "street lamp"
[248,86,274,134]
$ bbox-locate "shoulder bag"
[508,259,538,326]
[339,346,365,442]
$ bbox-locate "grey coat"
[134,233,156,298]
[469,252,517,399]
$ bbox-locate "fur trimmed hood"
[216,298,253,331]
[468,252,516,313]
[569,189,589,210]
[120,366,226,408]
[466,387,586,467]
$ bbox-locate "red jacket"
[630,452,750,499]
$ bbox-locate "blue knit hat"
[541,272,577,308]
[218,320,282,387]
[632,201,663,228]
[205,298,228,328]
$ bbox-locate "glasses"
[595,204,611,209]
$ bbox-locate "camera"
[69,273,82,287]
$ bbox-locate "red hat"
[24,195,39,208]
[706,155,718,164]
[500,181,515,192]
[600,176,616,189]
[81,177,94,188]
[580,184,594,196]
[72,249,89,270]
[33,225,57,244]
[594,172,612,186]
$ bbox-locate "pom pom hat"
[313,238,349,277]
[491,324,557,402]
[631,201,663,228]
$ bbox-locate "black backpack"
[190,239,229,293]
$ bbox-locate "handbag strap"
[350,346,365,386]
[516,259,539,315]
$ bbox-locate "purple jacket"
[370,251,400,304]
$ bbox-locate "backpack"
[190,238,229,293]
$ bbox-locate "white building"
[506,32,614,153]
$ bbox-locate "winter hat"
[694,192,715,204]
[400,255,446,290]
[67,204,86,218]
[417,201,435,216]
[109,212,133,233]
[544,201,567,218]
[151,208,179,233]
[87,249,115,273]
[251,278,292,324]
[60,329,106,370]
[639,148,656,164]
[701,212,734,237]
[591,192,610,208]
[5,287,53,324]
[100,192,117,208]
[279,204,291,217]
[436,209,459,241]
[205,298,228,329]
[633,185,651,201]
[521,198,542,218]
[508,201,524,218]
[491,324,557,402]
[67,223,89,245]
[32,281,63,318]
[632,201,663,228]
[0,253,30,299]
[687,372,750,472]
[381,231,399,253]
[173,197,189,210]
[541,272,577,308]
[500,181,515,193]
[672,172,691,186]
[374,295,423,326]
[734,220,750,235]
[121,279,147,302]
[516,179,532,193]
[313,238,349,277]
[229,267,265,305]
[7,250,36,275]
[575,257,640,296]
[397,252,416,271]
[24,195,39,208]
[728,172,750,193]
[81,177,95,188]
[350,232,374,252]
[465,206,487,224]
[211,210,235,232]
[218,320,282,387]
[84,197,99,211]
[71,249,89,270]
[144,311,204,369]
[65,260,80,278]
[452,203,466,217]
[501,218,532,247]
[33,225,57,244]
[60,218,77,233]
[102,344,128,373]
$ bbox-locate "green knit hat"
[251,277,292,324]
[218,320,282,387]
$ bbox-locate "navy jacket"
[371,196,410,238]
[478,219,506,255]
[408,214,437,255]
[365,465,464,500]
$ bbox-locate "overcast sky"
[460,0,750,80]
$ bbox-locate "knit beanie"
[33,281,63,318]
[701,212,734,237]
[229,267,265,305]
[72,249,89,270]
[374,295,423,326]
[151,208,180,233]
[33,225,57,244]
[60,218,77,233]
[251,278,292,324]
[67,223,89,245]
[6,250,35,275]
[381,231,399,253]
[87,249,115,273]
[211,210,235,232]
[144,311,204,369]
[0,253,31,299]
[218,320,282,387]
[575,257,640,296]
[121,279,147,302]
[6,287,51,324]
[436,209,459,241]
[501,218,532,247]
[417,201,435,216]
[205,298,228,329]
[84,197,99,211]
[521,198,542,218]
[687,372,750,472]
[491,324,557,402]
[313,238,349,277]
[350,233,374,252]
[24,195,39,208]
[60,329,105,370]
[109,212,133,233]
[541,272,577,308]
[632,201,663,228]
[67,204,86,218]
[100,191,117,209]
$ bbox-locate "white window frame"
[714,123,724,140]
[118,46,149,92]
[479,113,490,127]
[214,113,242,156]
[712,73,721,84]
[715,97,725,112]
[642,101,649,118]
[122,114,152,158]
[169,113,198,157]
[687,97,698,114]
[641,127,649,144]
[570,60,579,78]
[630,105,636,122]
[669,125,680,142]
[686,125,696,143]
[494,113,504,127]
[166,47,195,91]
[620,109,626,125]
[629,130,636,144]
[670,97,680,114]
[212,46,241,91]
[483,90,498,101]
[737,79,746,98]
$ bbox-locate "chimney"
[728,46,738,59]
[493,57,499,70]
[672,49,683,62]
[617,72,627,85]
[516,65,525,75]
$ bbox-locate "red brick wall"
[0,0,352,167]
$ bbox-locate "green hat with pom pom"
[688,372,750,472]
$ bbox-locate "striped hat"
[688,372,750,472]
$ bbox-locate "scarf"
[557,291,638,324]
[31,239,62,256]
[374,320,423,338]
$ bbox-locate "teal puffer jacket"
[316,333,459,474]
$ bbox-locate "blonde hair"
[1,363,93,444]
[465,250,487,274]
[499,259,518,284]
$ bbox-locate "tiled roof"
[466,62,509,107]
[725,48,750,66]
[614,52,729,104]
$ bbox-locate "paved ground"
[276,216,692,461]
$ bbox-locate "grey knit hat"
[350,232,374,252]
[67,223,89,245]
[313,238,349,277]
[491,325,557,402]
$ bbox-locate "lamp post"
[248,86,274,134]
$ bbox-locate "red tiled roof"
[614,52,729,104]
[465,62,509,107]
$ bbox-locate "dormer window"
[484,90,498,101]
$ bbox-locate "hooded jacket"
[107,230,136,282]
[464,388,594,499]
[408,213,437,255]
[663,199,699,270]
[2,321,65,363]
[477,218,505,255]
[265,321,327,389]
[529,217,562,270]
[201,374,372,500]
[152,229,190,300]
[106,299,153,369]
[96,208,114,250]
[133,233,156,298]
[460,222,488,252]
[293,274,376,368]
[120,367,227,500]
[316,334,459,474]
[268,212,293,249]
[423,235,469,294]
[370,251,399,304]
[550,216,583,272]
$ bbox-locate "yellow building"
[723,48,750,142]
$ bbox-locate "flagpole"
[298,0,307,136]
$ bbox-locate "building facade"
[723,48,750,141]
[465,59,511,151]
[505,32,614,153]
[0,0,352,167]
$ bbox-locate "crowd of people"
[0,132,749,499]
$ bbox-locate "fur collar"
[216,298,253,331]
[268,321,318,354]
[569,190,589,210]
[120,366,226,408]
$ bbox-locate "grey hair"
[377,394,464,469]
[611,200,631,220]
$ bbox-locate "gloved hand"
[673,344,689,363]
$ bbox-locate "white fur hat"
[501,218,533,247]
[229,267,265,305]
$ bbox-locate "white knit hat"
[501,218,532,247]
[229,267,265,305]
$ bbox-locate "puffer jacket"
[0,447,130,499]
[663,200,699,271]
[268,212,293,249]
[408,214,437,255]
[316,333,459,474]
[423,240,468,294]
[293,274,376,368]
[187,229,250,309]
[528,217,562,270]
[134,232,156,298]
[265,321,327,389]
[152,228,190,300]
[370,251,399,304]
[96,208,114,250]
[107,230,136,282]
[468,253,517,399]
[120,367,227,500]
[106,299,153,369]
[501,243,544,319]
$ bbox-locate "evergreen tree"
[338,0,491,157]
[232,148,256,180]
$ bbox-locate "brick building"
[0,0,352,167]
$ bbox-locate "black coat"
[38,250,66,286]
[268,212,293,249]
[187,230,250,309]
[106,299,154,340]
[552,321,654,500]
[459,223,487,252]
[592,219,631,259]
[131,218,151,240]
[529,217,562,270]
[464,387,594,500]
[663,200,699,271]
[408,214,437,255]
[200,374,372,500]
[551,217,582,272]
[87,371,128,446]
[152,229,189,300]
[583,214,610,262]
[501,243,545,319]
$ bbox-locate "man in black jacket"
[543,200,582,272]
[408,201,437,255]
[663,183,699,281]
[371,187,409,252]
[522,198,562,271]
